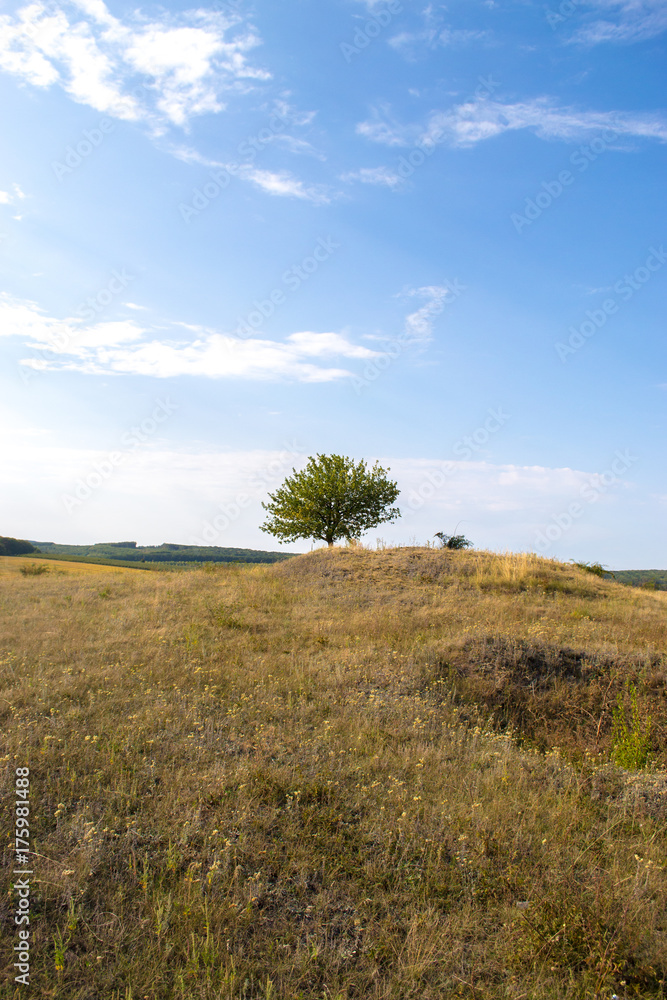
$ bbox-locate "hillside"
[1,547,666,999]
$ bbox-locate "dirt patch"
[434,636,667,761]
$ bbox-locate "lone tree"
[261,454,401,547]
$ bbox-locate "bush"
[572,560,608,578]
[19,563,49,576]
[611,682,653,770]
[434,532,473,550]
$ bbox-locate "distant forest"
[0,536,38,556]
[608,569,667,590]
[30,541,293,565]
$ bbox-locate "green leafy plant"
[611,682,652,769]
[435,532,473,550]
[261,453,400,547]
[572,560,609,578]
[19,562,49,576]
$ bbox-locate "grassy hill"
[1,547,666,999]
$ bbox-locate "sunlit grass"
[0,555,142,577]
[1,547,666,998]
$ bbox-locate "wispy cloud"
[392,457,609,510]
[389,27,490,58]
[172,154,334,203]
[402,285,460,343]
[0,182,27,219]
[1,423,632,550]
[167,99,332,204]
[571,0,667,45]
[2,292,378,382]
[357,97,667,149]
[0,182,25,203]
[0,0,269,132]
[237,166,333,204]
[340,166,402,188]
[384,1,491,59]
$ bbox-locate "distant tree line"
[0,537,39,556]
[33,542,292,565]
[611,570,667,590]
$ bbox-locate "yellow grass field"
[1,547,666,999]
[0,556,147,578]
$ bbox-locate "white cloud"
[238,166,332,204]
[384,0,491,59]
[0,418,637,555]
[348,0,393,9]
[167,118,331,203]
[391,457,614,513]
[357,97,667,149]
[0,293,144,353]
[0,0,268,131]
[270,134,325,159]
[389,27,490,57]
[356,104,409,147]
[0,182,27,206]
[340,166,402,188]
[0,424,309,546]
[0,411,652,563]
[285,331,377,359]
[571,0,667,45]
[1,292,379,382]
[403,285,458,343]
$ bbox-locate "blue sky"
[0,0,665,566]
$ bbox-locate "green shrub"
[572,560,608,577]
[611,682,652,769]
[435,532,473,550]
[19,563,49,576]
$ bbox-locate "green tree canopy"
[261,454,401,547]
[0,536,38,556]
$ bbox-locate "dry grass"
[0,556,144,578]
[1,547,666,999]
